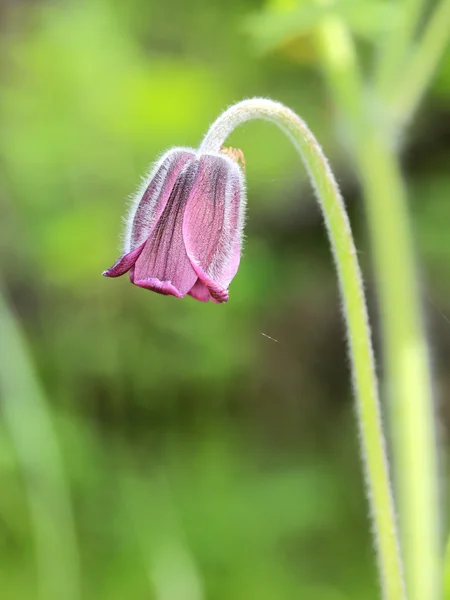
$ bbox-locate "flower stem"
[376,0,426,96]
[357,134,440,600]
[390,0,450,126]
[201,98,404,600]
[315,17,439,600]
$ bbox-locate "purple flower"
[103,148,246,303]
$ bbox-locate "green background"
[1,0,449,598]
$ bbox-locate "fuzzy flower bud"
[103,148,246,302]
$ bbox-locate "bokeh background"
[0,0,449,599]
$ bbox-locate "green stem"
[376,0,426,96]
[201,98,404,600]
[0,287,81,600]
[315,17,439,600]
[390,0,450,126]
[357,136,440,600]
[444,534,450,600]
[314,15,366,138]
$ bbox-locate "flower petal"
[188,279,211,302]
[182,154,245,302]
[126,148,196,252]
[102,242,146,277]
[132,277,184,298]
[132,162,199,298]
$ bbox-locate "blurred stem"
[376,0,426,96]
[0,286,81,600]
[390,0,450,127]
[444,535,450,599]
[201,98,404,600]
[121,471,205,600]
[314,15,366,134]
[358,136,439,600]
[315,16,439,600]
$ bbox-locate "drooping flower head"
[103,148,246,303]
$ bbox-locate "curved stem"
[201,98,405,600]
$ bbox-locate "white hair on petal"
[199,152,247,282]
[122,146,197,253]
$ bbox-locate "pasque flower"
[102,99,410,598]
[103,148,246,302]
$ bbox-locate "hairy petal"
[103,242,146,278]
[132,162,199,298]
[132,277,184,298]
[126,148,196,251]
[183,154,245,302]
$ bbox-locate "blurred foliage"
[0,0,449,599]
[244,0,398,56]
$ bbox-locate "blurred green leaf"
[1,0,447,599]
[244,0,398,57]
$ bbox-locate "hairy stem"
[358,135,439,600]
[201,98,404,600]
[315,17,439,600]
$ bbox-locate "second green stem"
[316,15,439,600]
[358,134,439,600]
